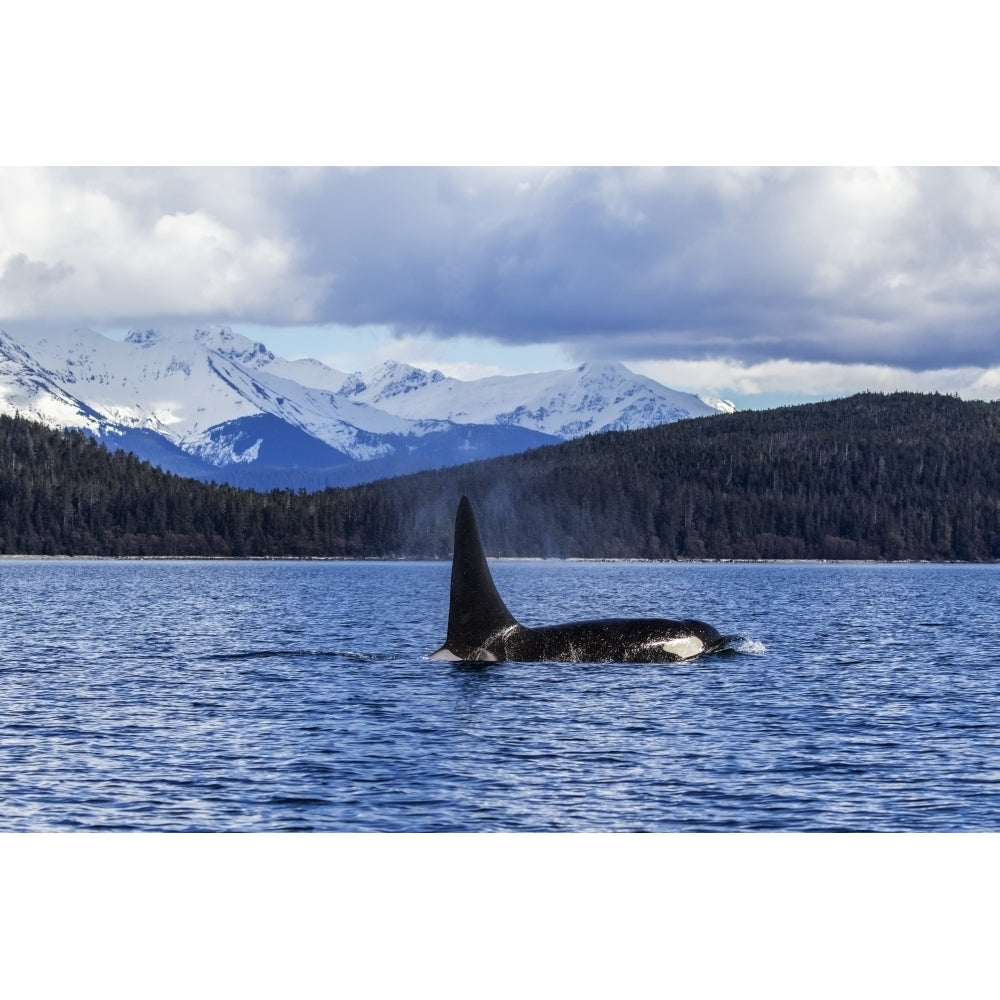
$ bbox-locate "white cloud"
[630,357,1000,406]
[7,166,1000,382]
[0,168,326,325]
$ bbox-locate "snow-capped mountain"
[341,359,731,436]
[0,326,734,489]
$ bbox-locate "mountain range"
[0,325,734,489]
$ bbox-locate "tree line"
[2,392,1000,560]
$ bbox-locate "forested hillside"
[2,392,1000,560]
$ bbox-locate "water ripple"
[2,559,999,830]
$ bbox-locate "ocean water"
[1,557,998,831]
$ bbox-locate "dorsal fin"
[445,496,518,647]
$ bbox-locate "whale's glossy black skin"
[430,497,725,663]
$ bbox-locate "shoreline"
[1,554,994,566]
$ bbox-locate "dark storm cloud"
[6,167,1000,371]
[287,166,1000,370]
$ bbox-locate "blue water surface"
[1,558,998,831]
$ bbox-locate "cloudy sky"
[4,165,1000,408]
[4,4,998,409]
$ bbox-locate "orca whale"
[429,496,726,663]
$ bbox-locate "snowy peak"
[699,393,737,415]
[191,325,350,395]
[0,328,107,430]
[127,325,278,368]
[340,360,448,403]
[0,326,734,488]
[124,328,163,348]
[193,326,276,368]
[340,357,728,438]
[0,328,35,367]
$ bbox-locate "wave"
[731,636,768,655]
[201,649,380,663]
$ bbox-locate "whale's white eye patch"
[655,636,704,660]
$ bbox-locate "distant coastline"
[3,392,1000,562]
